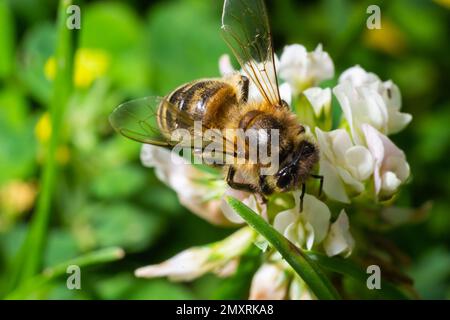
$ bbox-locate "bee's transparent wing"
[221,0,281,107]
[109,96,174,147]
[109,96,244,163]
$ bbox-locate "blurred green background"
[0,0,449,299]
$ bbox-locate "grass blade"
[12,0,75,287]
[226,196,340,300]
[6,247,125,299]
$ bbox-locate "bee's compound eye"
[276,170,291,189]
[302,142,315,156]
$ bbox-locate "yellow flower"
[56,145,71,165]
[73,49,110,88]
[44,58,57,81]
[363,19,406,56]
[0,181,37,214]
[35,113,71,164]
[35,112,52,143]
[434,0,450,9]
[44,48,110,88]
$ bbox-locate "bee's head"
[274,140,319,191]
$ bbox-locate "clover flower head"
[335,65,412,143]
[135,227,255,281]
[323,210,355,257]
[279,44,334,94]
[316,127,374,203]
[362,124,410,198]
[303,87,332,118]
[273,193,330,250]
[273,192,354,257]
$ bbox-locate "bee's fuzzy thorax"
[223,100,320,195]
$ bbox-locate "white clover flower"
[141,144,229,225]
[219,54,235,76]
[279,82,292,106]
[220,190,267,224]
[303,87,332,118]
[273,193,331,250]
[289,276,316,300]
[362,124,410,198]
[278,44,334,94]
[135,246,213,281]
[135,227,255,281]
[334,65,412,143]
[315,127,374,203]
[249,263,289,300]
[339,65,380,86]
[323,210,355,257]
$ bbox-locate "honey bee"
[110,0,323,210]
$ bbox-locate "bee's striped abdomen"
[157,79,239,135]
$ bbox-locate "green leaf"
[90,165,147,199]
[80,2,142,54]
[306,251,411,299]
[145,0,229,93]
[43,229,80,268]
[96,274,195,300]
[409,247,450,300]
[126,279,195,300]
[0,87,36,183]
[225,196,340,300]
[82,203,166,252]
[19,23,55,104]
[80,2,150,93]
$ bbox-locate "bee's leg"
[238,75,249,104]
[256,193,268,205]
[311,174,324,197]
[300,183,306,212]
[226,166,256,193]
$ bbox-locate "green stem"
[11,0,75,288]
[226,196,340,300]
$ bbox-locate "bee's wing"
[221,0,281,108]
[109,96,243,163]
[109,96,173,147]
